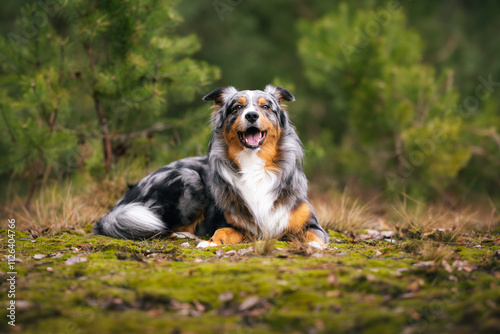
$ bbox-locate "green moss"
[328,230,352,242]
[3,231,498,334]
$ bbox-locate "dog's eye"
[234,105,243,111]
[261,105,270,110]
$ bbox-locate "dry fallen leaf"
[407,281,420,292]
[193,299,206,313]
[218,291,234,302]
[327,272,338,286]
[65,255,88,266]
[52,252,64,259]
[147,309,163,317]
[326,290,342,298]
[442,259,453,273]
[238,296,260,311]
[413,260,435,268]
[237,247,254,256]
[452,260,475,272]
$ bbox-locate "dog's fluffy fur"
[94,85,328,246]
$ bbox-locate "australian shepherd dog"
[94,85,329,248]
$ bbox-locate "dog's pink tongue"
[246,132,260,146]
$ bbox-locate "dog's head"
[203,85,294,154]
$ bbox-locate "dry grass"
[0,159,149,234]
[311,191,380,232]
[1,166,499,237]
[312,190,499,235]
[389,193,499,233]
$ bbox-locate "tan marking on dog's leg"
[287,202,312,234]
[209,228,245,245]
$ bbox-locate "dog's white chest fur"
[234,150,290,238]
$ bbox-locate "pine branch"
[0,106,17,143]
[124,63,137,78]
[467,126,500,151]
[130,91,158,103]
[87,43,95,72]
[111,114,207,141]
[49,95,62,132]
[59,41,65,86]
[111,123,170,141]
[31,81,49,124]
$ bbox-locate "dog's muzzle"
[238,127,267,149]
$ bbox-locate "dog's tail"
[93,203,166,239]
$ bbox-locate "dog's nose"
[245,112,259,123]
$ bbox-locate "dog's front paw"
[209,227,245,245]
[196,240,217,248]
[307,241,323,250]
[305,230,326,249]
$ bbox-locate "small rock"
[180,242,190,247]
[33,254,47,260]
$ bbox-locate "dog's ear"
[204,87,238,130]
[264,85,295,103]
[203,86,238,109]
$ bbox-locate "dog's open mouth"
[238,127,267,149]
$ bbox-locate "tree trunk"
[94,94,112,173]
[25,161,44,212]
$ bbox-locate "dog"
[94,85,329,248]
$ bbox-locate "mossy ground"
[1,227,499,334]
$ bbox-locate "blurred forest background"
[1,0,499,225]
